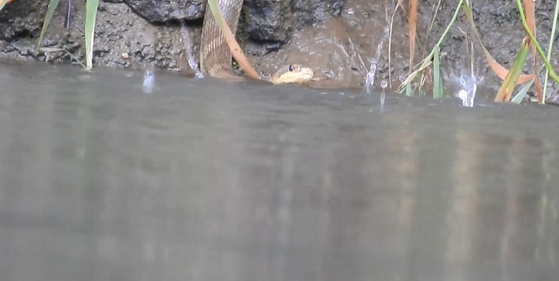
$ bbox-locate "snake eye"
[288,65,294,72]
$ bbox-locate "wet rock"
[292,0,343,25]
[243,0,344,45]
[123,0,205,23]
[90,3,190,70]
[0,0,47,41]
[244,41,281,56]
[244,0,292,42]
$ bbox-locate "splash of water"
[179,19,204,78]
[380,79,387,107]
[143,65,155,94]
[457,75,477,107]
[364,26,390,95]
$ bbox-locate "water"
[142,65,155,94]
[0,63,558,281]
[458,74,477,107]
[364,25,389,98]
[179,19,204,79]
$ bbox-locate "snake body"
[200,0,313,84]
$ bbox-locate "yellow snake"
[200,0,313,84]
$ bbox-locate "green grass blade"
[516,0,559,84]
[405,83,412,96]
[542,0,559,103]
[511,78,534,104]
[495,38,530,101]
[85,0,100,70]
[398,0,463,94]
[36,0,61,49]
[433,45,443,98]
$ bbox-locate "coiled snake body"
[200,0,313,84]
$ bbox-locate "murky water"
[0,63,558,281]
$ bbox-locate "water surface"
[0,63,558,281]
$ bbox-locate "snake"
[200,0,314,85]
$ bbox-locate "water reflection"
[0,64,558,281]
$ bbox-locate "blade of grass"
[36,0,61,49]
[516,0,559,84]
[512,64,546,103]
[433,45,443,98]
[461,0,534,84]
[84,0,99,70]
[0,0,16,11]
[38,47,65,52]
[65,0,73,29]
[523,0,536,37]
[423,0,442,58]
[523,0,542,103]
[405,82,413,96]
[40,46,87,67]
[0,0,9,12]
[495,37,531,102]
[388,0,405,88]
[206,0,261,80]
[408,0,417,75]
[418,67,431,96]
[542,0,559,103]
[398,0,463,93]
[511,78,534,103]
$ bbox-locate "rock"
[123,0,205,23]
[243,0,344,45]
[0,0,48,41]
[244,41,281,56]
[244,0,291,42]
[292,0,344,25]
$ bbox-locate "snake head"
[269,64,314,85]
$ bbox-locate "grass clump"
[35,0,100,70]
[396,0,559,104]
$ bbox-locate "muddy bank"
[1,0,559,100]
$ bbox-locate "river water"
[0,63,558,281]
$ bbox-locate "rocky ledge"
[0,0,343,74]
[2,0,559,95]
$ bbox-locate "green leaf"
[433,45,444,99]
[37,0,61,49]
[495,38,530,101]
[542,0,559,102]
[515,0,559,84]
[85,0,100,70]
[511,78,535,104]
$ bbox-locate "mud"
[1,0,559,101]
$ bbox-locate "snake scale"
[199,0,313,84]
